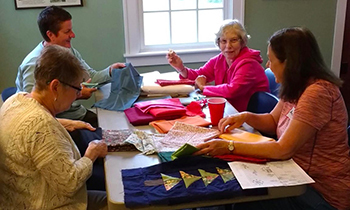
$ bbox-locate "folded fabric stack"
[155,79,195,86]
[140,71,195,97]
[125,98,206,126]
[150,116,211,134]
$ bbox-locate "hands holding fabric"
[193,139,231,156]
[109,62,126,76]
[218,112,249,133]
[57,118,96,132]
[84,140,108,162]
[193,112,249,156]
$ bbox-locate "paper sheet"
[228,159,315,189]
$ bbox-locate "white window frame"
[123,0,245,67]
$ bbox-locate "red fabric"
[134,98,185,113]
[185,101,205,118]
[149,107,187,118]
[124,107,183,126]
[155,79,195,86]
[213,154,268,164]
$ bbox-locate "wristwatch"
[228,141,234,153]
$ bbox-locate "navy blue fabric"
[93,63,143,111]
[71,128,106,191]
[122,156,267,208]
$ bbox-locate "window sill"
[124,48,221,67]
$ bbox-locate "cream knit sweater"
[0,93,92,209]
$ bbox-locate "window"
[123,0,245,66]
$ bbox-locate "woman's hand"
[57,118,96,132]
[195,75,207,91]
[84,140,108,162]
[193,139,230,156]
[166,50,186,74]
[218,112,249,133]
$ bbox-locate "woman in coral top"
[195,27,350,210]
[167,19,269,112]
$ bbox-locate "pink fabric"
[134,98,185,113]
[149,107,187,118]
[180,47,269,112]
[156,79,195,86]
[185,101,206,118]
[124,107,183,126]
[154,122,220,152]
[277,80,350,210]
[213,155,268,164]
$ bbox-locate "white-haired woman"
[167,19,269,112]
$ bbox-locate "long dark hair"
[268,27,342,103]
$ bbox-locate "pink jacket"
[181,47,269,112]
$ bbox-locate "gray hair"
[34,45,85,91]
[215,19,250,47]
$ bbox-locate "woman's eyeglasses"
[219,38,241,45]
[59,81,82,95]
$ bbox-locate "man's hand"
[57,118,96,132]
[79,86,97,99]
[109,62,126,76]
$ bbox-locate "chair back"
[265,68,280,97]
[1,87,17,102]
[247,91,279,114]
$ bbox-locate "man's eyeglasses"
[59,81,82,95]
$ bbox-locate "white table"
[95,74,306,210]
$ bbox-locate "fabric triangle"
[179,171,201,188]
[161,173,182,191]
[216,167,235,183]
[198,169,219,186]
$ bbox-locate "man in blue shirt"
[16,5,125,127]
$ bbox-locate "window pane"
[171,0,196,10]
[198,0,223,9]
[143,0,169,11]
[171,11,197,44]
[144,12,170,45]
[198,9,223,42]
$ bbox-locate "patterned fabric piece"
[154,121,220,152]
[149,115,210,134]
[198,169,219,186]
[102,129,137,152]
[180,171,202,188]
[122,156,267,208]
[216,167,235,183]
[161,173,182,191]
[124,130,166,155]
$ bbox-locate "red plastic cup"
[207,97,227,126]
